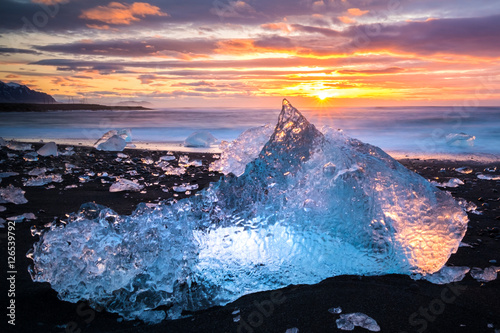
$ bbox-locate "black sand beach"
[1,143,499,333]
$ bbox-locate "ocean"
[1,105,499,159]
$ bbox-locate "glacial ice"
[7,212,37,222]
[95,129,132,146]
[37,142,58,157]
[109,179,144,192]
[477,174,500,180]
[24,174,63,186]
[6,141,33,151]
[470,266,500,283]
[184,131,217,148]
[446,133,475,147]
[29,99,468,323]
[336,313,380,332]
[0,172,19,178]
[95,135,127,152]
[431,178,464,188]
[423,265,470,284]
[0,185,28,204]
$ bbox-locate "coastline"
[0,142,499,332]
[0,103,152,112]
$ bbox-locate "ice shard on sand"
[29,99,468,323]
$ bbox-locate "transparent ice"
[109,179,144,192]
[0,185,28,204]
[446,133,475,147]
[470,266,500,283]
[423,265,470,284]
[95,135,127,152]
[30,100,468,323]
[24,174,63,186]
[477,174,500,180]
[184,131,217,148]
[37,142,58,157]
[6,141,33,151]
[336,313,380,332]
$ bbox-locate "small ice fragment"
[477,174,500,180]
[459,242,473,248]
[336,313,380,332]
[0,185,28,204]
[431,178,464,188]
[28,167,47,176]
[470,266,500,283]
[159,155,176,161]
[23,152,38,161]
[485,167,497,172]
[329,307,343,314]
[455,166,473,174]
[7,212,37,222]
[446,133,475,147]
[6,141,33,151]
[60,146,75,156]
[0,172,19,178]
[0,206,6,212]
[24,174,63,186]
[141,157,154,165]
[233,315,241,323]
[117,153,128,158]
[184,131,217,148]
[285,328,299,333]
[96,135,127,152]
[456,199,482,215]
[164,166,186,176]
[127,170,139,176]
[37,142,58,157]
[173,183,199,192]
[65,184,79,190]
[232,309,240,315]
[424,266,470,284]
[109,179,144,192]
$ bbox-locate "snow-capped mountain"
[0,81,57,103]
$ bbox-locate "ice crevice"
[29,99,468,323]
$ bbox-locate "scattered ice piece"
[173,183,199,192]
[65,185,79,190]
[37,142,58,157]
[28,167,47,176]
[423,266,470,284]
[431,178,464,188]
[23,152,39,161]
[336,313,380,332]
[210,124,274,177]
[459,242,473,248]
[141,157,154,165]
[6,141,33,151]
[285,328,299,333]
[94,129,132,147]
[7,212,37,222]
[159,155,176,161]
[470,266,500,283]
[456,199,482,215]
[329,307,343,314]
[0,172,19,178]
[232,309,240,315]
[477,174,500,180]
[24,174,63,186]
[184,131,217,148]
[127,170,139,176]
[117,153,129,158]
[60,147,75,156]
[0,205,6,212]
[164,166,186,176]
[233,315,241,323]
[0,185,28,204]
[490,260,497,264]
[485,167,497,172]
[446,133,475,147]
[96,135,127,152]
[109,179,144,192]
[455,166,473,174]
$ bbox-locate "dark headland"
[0,103,151,112]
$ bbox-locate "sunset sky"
[0,0,499,107]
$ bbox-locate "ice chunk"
[30,100,468,322]
[7,212,37,222]
[210,124,274,177]
[95,135,127,152]
[109,179,144,192]
[159,155,176,162]
[455,166,473,174]
[423,265,470,284]
[456,199,481,215]
[164,166,186,176]
[477,174,500,180]
[60,147,75,156]
[6,141,33,151]
[329,307,343,314]
[37,142,58,157]
[117,153,129,158]
[446,133,475,147]
[0,185,28,204]
[470,266,500,283]
[336,313,380,332]
[173,183,199,192]
[431,178,464,188]
[28,167,47,176]
[141,157,154,165]
[24,174,63,186]
[0,172,19,178]
[184,131,217,148]
[95,129,132,146]
[23,152,38,161]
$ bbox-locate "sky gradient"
[1,0,499,107]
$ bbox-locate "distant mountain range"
[0,81,57,103]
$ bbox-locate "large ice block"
[30,100,468,323]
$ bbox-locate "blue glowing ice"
[29,99,468,323]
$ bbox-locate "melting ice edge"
[29,99,468,323]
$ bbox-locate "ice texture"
[24,174,63,186]
[0,185,28,204]
[446,133,475,147]
[109,179,144,192]
[30,99,468,323]
[95,135,127,152]
[336,313,380,331]
[431,178,464,188]
[423,265,470,284]
[37,142,58,157]
[184,131,217,148]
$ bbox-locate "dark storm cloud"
[0,46,40,55]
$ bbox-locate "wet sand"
[1,143,499,333]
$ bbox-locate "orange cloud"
[261,23,292,33]
[80,2,168,25]
[338,16,356,24]
[347,8,369,16]
[32,0,69,4]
